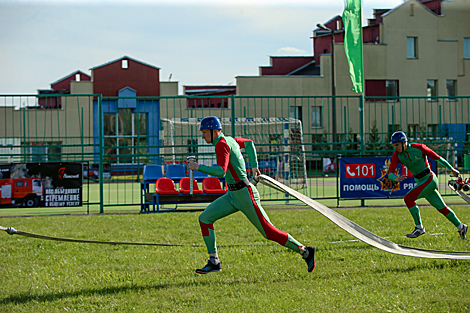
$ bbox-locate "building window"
[365,80,399,101]
[290,106,302,127]
[386,80,398,101]
[464,38,470,59]
[410,4,414,16]
[122,59,128,69]
[311,106,322,128]
[187,97,229,109]
[446,80,457,101]
[427,80,437,101]
[103,109,148,164]
[407,37,417,59]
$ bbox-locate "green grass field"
[1,203,469,312]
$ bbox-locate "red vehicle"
[0,178,43,207]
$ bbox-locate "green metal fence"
[1,94,469,213]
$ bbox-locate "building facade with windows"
[238,0,470,98]
[0,56,180,165]
[2,0,469,166]
[235,0,470,151]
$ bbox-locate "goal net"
[160,117,309,200]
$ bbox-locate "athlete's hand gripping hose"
[187,156,197,195]
[250,167,261,186]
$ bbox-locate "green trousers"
[198,183,304,254]
[405,172,460,227]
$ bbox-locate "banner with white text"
[0,162,82,208]
[340,157,437,199]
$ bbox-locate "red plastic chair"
[202,177,227,194]
[155,178,180,195]
[179,177,204,195]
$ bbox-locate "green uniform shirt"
[387,143,452,181]
[197,133,258,185]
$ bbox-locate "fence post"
[98,94,104,214]
[230,94,235,136]
[359,95,365,207]
[22,108,26,162]
[359,95,365,156]
[336,154,341,207]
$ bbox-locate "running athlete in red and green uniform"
[188,116,316,274]
[387,131,467,239]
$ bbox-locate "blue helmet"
[390,131,407,144]
[199,116,222,131]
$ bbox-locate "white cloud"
[277,47,308,54]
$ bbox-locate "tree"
[346,127,358,153]
[366,121,382,152]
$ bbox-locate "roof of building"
[382,0,441,18]
[89,55,160,70]
[314,15,342,31]
[50,70,90,86]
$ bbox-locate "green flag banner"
[343,0,363,93]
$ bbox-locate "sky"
[0,0,405,95]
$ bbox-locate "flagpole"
[342,0,364,153]
[343,0,365,205]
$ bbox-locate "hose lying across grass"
[258,174,470,260]
[0,225,265,248]
[1,175,470,259]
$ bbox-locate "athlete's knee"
[404,194,416,208]
[198,218,214,237]
[198,209,213,225]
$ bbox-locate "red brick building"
[91,56,160,97]
[38,70,91,109]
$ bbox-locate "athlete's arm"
[235,138,259,169]
[197,140,230,177]
[235,137,260,179]
[436,156,460,177]
[437,157,453,171]
[387,152,403,181]
[414,143,459,177]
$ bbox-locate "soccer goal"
[160,117,309,200]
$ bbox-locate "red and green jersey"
[387,143,451,180]
[197,133,258,185]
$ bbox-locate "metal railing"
[1,94,469,213]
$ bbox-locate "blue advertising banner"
[339,157,437,199]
